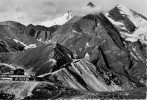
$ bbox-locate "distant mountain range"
[0,3,146,99]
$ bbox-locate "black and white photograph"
[0,0,146,99]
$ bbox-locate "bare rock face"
[26,24,60,43]
[0,4,146,100]
[0,37,25,53]
[87,2,95,8]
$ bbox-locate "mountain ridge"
[0,3,146,99]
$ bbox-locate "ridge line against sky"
[0,0,147,25]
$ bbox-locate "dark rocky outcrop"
[0,37,25,53]
[26,24,60,43]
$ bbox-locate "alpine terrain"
[0,2,146,99]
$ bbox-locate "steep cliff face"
[0,37,25,53]
[26,24,60,43]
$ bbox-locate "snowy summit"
[40,11,73,27]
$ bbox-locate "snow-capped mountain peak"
[117,4,129,11]
[116,4,147,27]
[106,4,147,44]
[40,10,73,27]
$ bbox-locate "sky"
[0,0,147,25]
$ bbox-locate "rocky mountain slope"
[0,21,61,52]
[0,3,146,99]
[26,24,60,43]
[0,21,41,52]
[0,80,145,99]
[0,21,37,45]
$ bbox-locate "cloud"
[42,1,56,7]
[14,12,26,20]
[74,5,103,16]
[15,7,22,12]
[0,0,146,25]
[0,7,8,13]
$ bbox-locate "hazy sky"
[0,0,147,25]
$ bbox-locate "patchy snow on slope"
[117,4,147,27]
[13,39,37,50]
[124,27,147,44]
[13,39,27,47]
[106,4,147,44]
[72,29,82,35]
[41,11,73,27]
[25,44,37,50]
[37,38,52,44]
[105,13,129,33]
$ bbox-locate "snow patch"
[49,58,57,66]
[85,53,90,60]
[37,38,52,44]
[123,27,147,44]
[72,29,82,34]
[24,44,37,50]
[13,39,27,47]
[13,39,37,50]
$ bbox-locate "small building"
[11,75,30,81]
[14,69,24,75]
[0,69,37,81]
